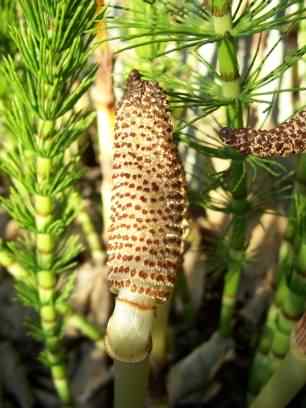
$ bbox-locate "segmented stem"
[208,0,247,337]
[35,155,72,404]
[248,151,306,398]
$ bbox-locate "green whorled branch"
[0,242,28,281]
[0,1,99,405]
[56,303,105,348]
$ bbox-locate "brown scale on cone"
[220,110,306,157]
[294,312,306,355]
[107,69,187,303]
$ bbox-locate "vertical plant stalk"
[34,146,72,404]
[114,359,150,408]
[72,191,104,264]
[105,70,187,407]
[207,0,246,337]
[66,142,104,264]
[94,0,115,237]
[251,312,306,408]
[151,298,172,367]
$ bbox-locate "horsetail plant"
[105,69,187,407]
[0,0,306,406]
[0,1,101,405]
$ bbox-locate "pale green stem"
[151,298,171,367]
[66,313,105,350]
[72,191,104,263]
[114,359,150,408]
[59,304,105,349]
[248,202,297,396]
[251,337,306,408]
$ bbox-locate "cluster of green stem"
[248,225,294,395]
[249,155,306,397]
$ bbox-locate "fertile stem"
[114,359,150,408]
[105,70,187,406]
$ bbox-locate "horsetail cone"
[294,312,306,355]
[220,110,306,157]
[105,70,187,362]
